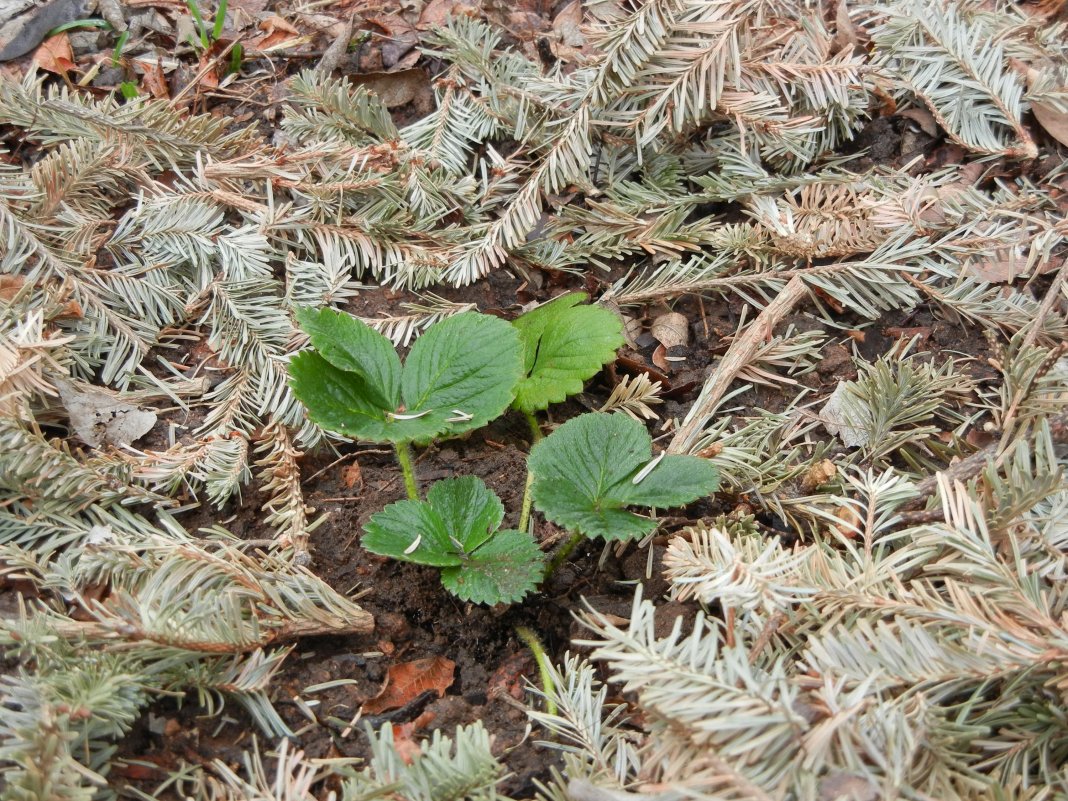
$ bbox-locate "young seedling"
[510,293,626,529]
[529,412,719,569]
[363,476,544,604]
[289,308,523,499]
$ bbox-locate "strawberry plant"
[289,307,523,498]
[362,476,544,604]
[509,293,626,529]
[288,302,693,604]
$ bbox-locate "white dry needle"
[389,410,432,421]
[632,452,666,484]
[446,409,473,422]
[404,534,422,554]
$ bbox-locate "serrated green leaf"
[362,496,461,567]
[511,293,625,413]
[289,352,403,441]
[401,312,524,441]
[290,310,523,444]
[528,413,719,541]
[362,476,504,567]
[441,529,544,604]
[424,475,503,554]
[295,307,400,410]
[363,477,542,604]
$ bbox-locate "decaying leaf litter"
[1,0,1068,797]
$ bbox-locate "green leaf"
[295,307,400,410]
[401,311,524,440]
[441,529,544,604]
[362,476,503,566]
[528,413,719,541]
[363,477,542,604]
[290,309,523,444]
[511,293,625,413]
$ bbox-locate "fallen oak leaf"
[363,656,455,714]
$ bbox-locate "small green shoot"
[119,81,139,99]
[45,18,111,38]
[213,0,228,40]
[185,0,227,49]
[186,0,210,48]
[227,42,244,75]
[289,308,523,497]
[363,476,544,604]
[112,30,130,66]
[529,412,719,542]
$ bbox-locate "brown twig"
[1020,256,1068,351]
[668,276,809,454]
[902,409,1068,513]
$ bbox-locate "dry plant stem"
[394,441,420,500]
[903,408,1068,513]
[996,259,1068,449]
[316,17,354,74]
[668,276,809,454]
[515,625,557,716]
[58,614,374,653]
[518,410,543,532]
[1020,257,1068,351]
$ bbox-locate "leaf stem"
[394,441,419,500]
[518,410,542,533]
[515,625,557,715]
[544,532,584,580]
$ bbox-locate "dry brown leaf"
[56,379,157,449]
[898,106,938,137]
[552,0,585,61]
[391,712,436,764]
[833,0,859,52]
[0,274,24,301]
[965,248,1029,283]
[340,460,362,489]
[367,13,418,68]
[417,0,465,29]
[246,14,303,52]
[31,32,74,75]
[1032,98,1068,148]
[140,59,170,99]
[800,459,837,492]
[363,656,455,714]
[487,650,533,702]
[650,311,688,348]
[351,68,429,108]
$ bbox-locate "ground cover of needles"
[2,0,1068,799]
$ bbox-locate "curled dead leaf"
[651,311,689,348]
[32,32,75,75]
[898,106,938,137]
[651,343,669,371]
[351,68,430,109]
